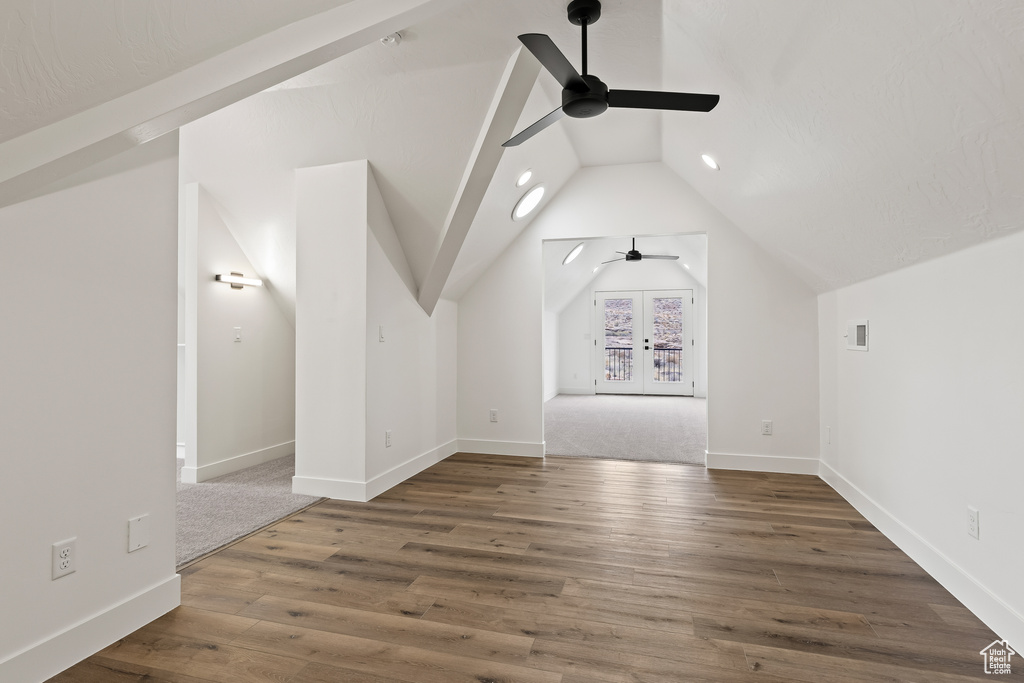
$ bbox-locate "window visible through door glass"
[652,297,683,383]
[604,298,633,381]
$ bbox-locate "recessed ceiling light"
[513,184,545,220]
[701,154,719,170]
[516,169,533,187]
[592,266,600,273]
[562,242,585,265]
[683,263,690,269]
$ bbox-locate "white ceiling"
[6,0,1024,307]
[661,0,1024,291]
[0,0,351,144]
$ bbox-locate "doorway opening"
[541,234,708,465]
[175,182,312,569]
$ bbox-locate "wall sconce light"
[215,272,263,289]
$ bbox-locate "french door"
[594,290,693,396]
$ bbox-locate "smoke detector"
[380,32,402,47]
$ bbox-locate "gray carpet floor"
[176,455,321,568]
[544,394,707,464]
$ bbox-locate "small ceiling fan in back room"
[602,238,680,264]
[503,0,720,147]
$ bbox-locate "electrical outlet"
[761,419,773,436]
[385,429,392,448]
[52,538,76,580]
[378,325,385,343]
[489,409,498,423]
[968,506,979,540]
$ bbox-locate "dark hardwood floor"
[50,453,1006,682]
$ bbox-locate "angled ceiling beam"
[417,46,541,315]
[0,0,465,209]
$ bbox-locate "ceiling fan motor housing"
[562,74,609,118]
[567,0,602,26]
[625,250,643,261]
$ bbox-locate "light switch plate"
[128,514,150,552]
[967,506,979,540]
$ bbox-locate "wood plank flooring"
[50,454,1007,682]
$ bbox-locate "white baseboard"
[819,462,1023,651]
[292,475,368,501]
[556,387,592,395]
[181,440,295,483]
[366,439,459,499]
[0,574,180,682]
[293,440,460,502]
[706,451,819,475]
[457,439,545,458]
[543,390,559,402]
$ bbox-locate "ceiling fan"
[503,0,719,147]
[602,238,680,264]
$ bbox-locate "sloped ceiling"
[178,1,521,317]
[661,0,1024,292]
[0,0,352,143]
[5,0,1024,304]
[179,0,669,316]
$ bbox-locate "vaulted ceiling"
[4,0,1023,310]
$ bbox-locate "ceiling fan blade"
[642,254,680,260]
[502,106,567,147]
[601,257,626,264]
[519,34,587,91]
[608,90,720,112]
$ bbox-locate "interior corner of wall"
[366,164,417,298]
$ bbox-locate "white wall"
[181,184,296,483]
[0,136,181,681]
[556,258,708,397]
[458,219,546,457]
[295,160,459,499]
[294,161,369,496]
[819,230,1024,649]
[542,310,558,401]
[557,286,593,395]
[704,198,818,471]
[365,176,459,489]
[458,162,819,469]
[696,283,707,400]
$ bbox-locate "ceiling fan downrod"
[582,19,587,75]
[567,0,602,76]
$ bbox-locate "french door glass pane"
[604,298,633,381]
[652,297,683,383]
